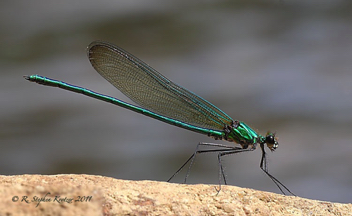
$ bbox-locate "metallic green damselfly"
[25,41,294,195]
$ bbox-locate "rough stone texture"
[0,174,350,216]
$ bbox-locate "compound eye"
[265,133,278,151]
[266,135,275,144]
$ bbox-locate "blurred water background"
[1,0,352,203]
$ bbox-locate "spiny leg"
[259,143,296,196]
[216,148,255,192]
[184,143,243,184]
[167,142,241,183]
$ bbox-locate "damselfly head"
[265,132,278,151]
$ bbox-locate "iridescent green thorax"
[221,121,279,151]
[222,121,278,151]
[223,121,257,147]
[24,41,292,195]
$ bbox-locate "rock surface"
[0,174,350,215]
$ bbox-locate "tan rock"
[0,174,350,215]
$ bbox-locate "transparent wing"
[87,41,233,130]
